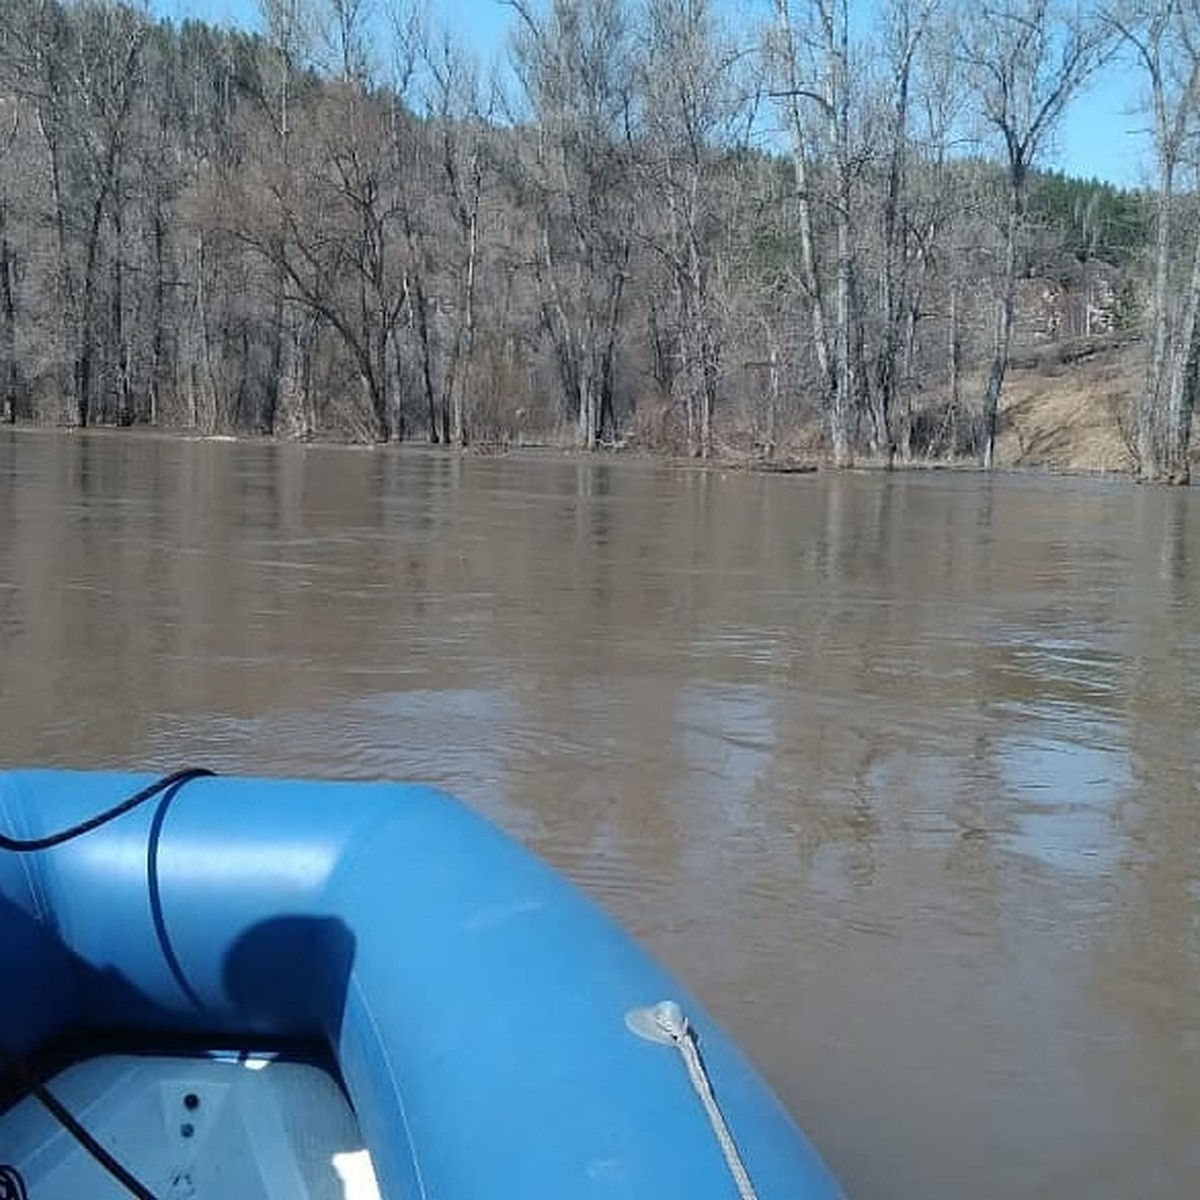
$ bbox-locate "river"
[1,428,1197,1199]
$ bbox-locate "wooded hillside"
[0,0,1195,481]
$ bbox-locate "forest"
[0,0,1196,482]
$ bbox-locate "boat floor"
[0,1052,382,1200]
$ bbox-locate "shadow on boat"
[1,884,358,1099]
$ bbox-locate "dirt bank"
[992,336,1143,474]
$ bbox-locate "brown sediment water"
[1,428,1197,1199]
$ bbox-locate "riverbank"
[992,334,1140,474]
[4,335,1186,481]
[752,334,1143,477]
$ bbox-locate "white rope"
[625,1001,759,1200]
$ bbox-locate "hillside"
[993,337,1143,474]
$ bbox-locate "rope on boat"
[626,999,760,1200]
[0,1164,28,1200]
[0,769,215,1200]
[0,767,213,852]
[1,1050,157,1200]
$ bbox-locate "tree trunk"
[1140,161,1173,481]
[410,272,438,443]
[262,270,284,437]
[690,239,717,459]
[766,342,779,459]
[982,175,1022,469]
[0,196,16,424]
[947,279,962,456]
[700,320,718,459]
[455,199,479,446]
[774,2,835,424]
[113,204,132,427]
[1164,214,1200,484]
[832,199,856,468]
[578,330,597,450]
[77,194,106,429]
[34,102,75,335]
[600,261,627,446]
[440,347,451,446]
[194,231,218,432]
[150,204,166,427]
[873,60,910,467]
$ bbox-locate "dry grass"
[991,336,1143,474]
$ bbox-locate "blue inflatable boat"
[0,769,843,1199]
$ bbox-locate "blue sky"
[149,0,1150,190]
[1060,68,1149,189]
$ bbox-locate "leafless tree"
[769,0,870,467]
[1110,0,1200,482]
[393,3,492,445]
[636,0,748,457]
[959,0,1112,468]
[253,0,313,435]
[869,0,942,463]
[508,0,636,448]
[0,98,18,424]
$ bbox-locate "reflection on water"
[1,429,1199,1199]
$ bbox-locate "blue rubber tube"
[0,770,844,1199]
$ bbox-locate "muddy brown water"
[1,428,1198,1199]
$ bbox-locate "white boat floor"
[0,1053,382,1200]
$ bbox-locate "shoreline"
[0,417,1155,486]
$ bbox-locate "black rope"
[2,1051,157,1200]
[0,1165,28,1200]
[0,768,214,853]
[0,767,219,1199]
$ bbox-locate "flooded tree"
[0,101,17,424]
[1113,0,1200,484]
[636,0,747,458]
[507,0,636,450]
[958,0,1112,468]
[871,0,942,464]
[769,0,861,467]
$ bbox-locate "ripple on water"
[145,685,519,792]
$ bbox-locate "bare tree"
[869,0,942,463]
[278,92,407,440]
[896,15,973,458]
[960,0,1112,468]
[636,0,748,457]
[7,0,149,426]
[319,0,374,84]
[0,99,18,423]
[254,0,314,435]
[1111,0,1200,482]
[769,0,868,467]
[390,3,492,446]
[5,0,74,413]
[508,0,636,449]
[424,35,490,446]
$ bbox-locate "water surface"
[2,429,1198,1199]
